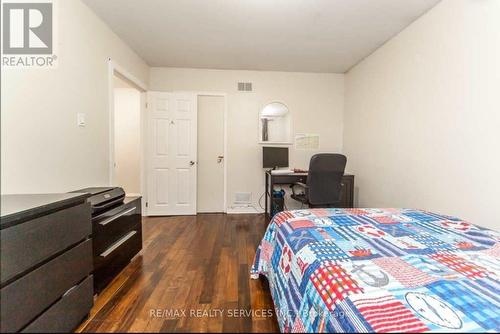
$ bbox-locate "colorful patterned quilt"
[251,208,500,333]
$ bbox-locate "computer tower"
[271,189,285,216]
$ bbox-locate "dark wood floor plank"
[199,217,225,304]
[238,264,253,333]
[222,301,240,333]
[77,214,279,333]
[160,319,178,332]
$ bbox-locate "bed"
[251,208,500,333]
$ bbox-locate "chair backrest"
[307,154,347,205]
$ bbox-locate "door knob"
[189,161,196,166]
[217,156,224,163]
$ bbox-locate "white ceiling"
[83,0,440,73]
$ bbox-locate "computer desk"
[264,171,355,218]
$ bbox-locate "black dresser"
[93,196,142,292]
[0,194,94,333]
[72,187,143,293]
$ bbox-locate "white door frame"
[108,74,228,215]
[107,59,148,212]
[194,92,228,213]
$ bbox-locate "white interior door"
[197,95,225,213]
[146,92,197,215]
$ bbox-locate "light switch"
[77,113,86,127]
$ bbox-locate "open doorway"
[113,74,142,195]
[108,60,147,208]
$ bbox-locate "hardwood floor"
[77,214,279,333]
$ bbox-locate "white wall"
[150,68,344,212]
[1,0,149,194]
[114,87,141,195]
[344,0,500,229]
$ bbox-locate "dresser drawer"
[93,226,142,292]
[1,202,91,284]
[93,226,142,271]
[22,275,93,333]
[0,239,92,333]
[93,199,141,254]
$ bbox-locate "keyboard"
[270,169,294,175]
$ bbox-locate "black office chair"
[291,154,347,208]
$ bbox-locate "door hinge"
[145,202,148,208]
[145,102,149,108]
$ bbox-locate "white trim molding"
[107,58,148,214]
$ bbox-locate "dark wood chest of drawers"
[91,196,142,293]
[0,194,94,333]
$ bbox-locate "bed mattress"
[251,208,500,333]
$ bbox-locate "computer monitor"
[263,147,289,169]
